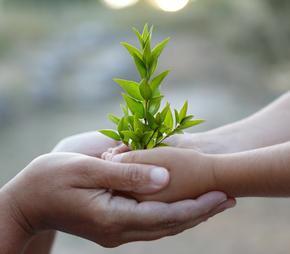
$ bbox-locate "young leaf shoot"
[99,24,204,150]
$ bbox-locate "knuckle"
[28,154,55,175]
[195,205,211,215]
[122,165,144,187]
[124,151,139,163]
[69,156,94,175]
[32,153,52,167]
[160,217,180,228]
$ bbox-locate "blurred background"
[0,0,290,253]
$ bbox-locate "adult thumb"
[87,159,170,194]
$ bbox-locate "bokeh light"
[102,0,139,9]
[153,0,190,12]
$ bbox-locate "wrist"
[188,132,232,154]
[0,189,34,252]
[210,152,250,197]
[186,151,219,198]
[193,129,248,154]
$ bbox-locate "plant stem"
[144,100,148,125]
[145,127,158,149]
[155,125,181,146]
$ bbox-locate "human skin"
[104,91,290,202]
[0,133,233,254]
[104,91,290,158]
[109,141,290,202]
[23,132,121,254]
[165,91,290,154]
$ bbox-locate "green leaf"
[148,96,163,115]
[180,119,205,129]
[174,109,180,125]
[150,70,170,92]
[156,131,164,142]
[179,101,188,122]
[172,129,184,135]
[149,25,154,37]
[133,54,147,79]
[143,40,151,67]
[152,37,170,59]
[132,27,144,48]
[127,116,134,130]
[133,115,144,131]
[153,88,161,97]
[180,115,194,124]
[121,42,142,59]
[121,130,140,142]
[120,104,129,116]
[149,58,158,76]
[147,131,158,149]
[164,108,174,130]
[139,79,152,100]
[114,79,143,101]
[117,117,127,132]
[147,112,158,129]
[156,143,169,147]
[123,93,144,118]
[117,117,129,139]
[159,124,171,134]
[160,103,170,122]
[99,130,121,141]
[108,113,120,125]
[142,130,154,145]
[142,23,149,40]
[155,112,162,125]
[130,141,137,150]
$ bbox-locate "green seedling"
[99,24,204,150]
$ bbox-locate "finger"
[194,191,230,215]
[103,145,130,160]
[111,147,175,165]
[111,144,130,155]
[73,157,169,194]
[208,198,236,215]
[54,132,120,157]
[114,192,227,231]
[122,197,235,243]
[101,151,114,161]
[101,152,108,160]
[123,213,209,243]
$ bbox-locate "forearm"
[213,141,290,197]
[197,91,290,153]
[23,139,79,254]
[0,191,32,253]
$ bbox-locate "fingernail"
[224,199,236,209]
[214,199,236,214]
[112,154,123,162]
[150,167,169,188]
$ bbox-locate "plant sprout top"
[100,24,204,150]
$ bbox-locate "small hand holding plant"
[100,24,204,150]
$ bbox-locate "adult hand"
[53,131,121,156]
[1,152,231,253]
[163,133,230,154]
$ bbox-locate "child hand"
[109,147,218,203]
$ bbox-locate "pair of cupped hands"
[1,131,235,248]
